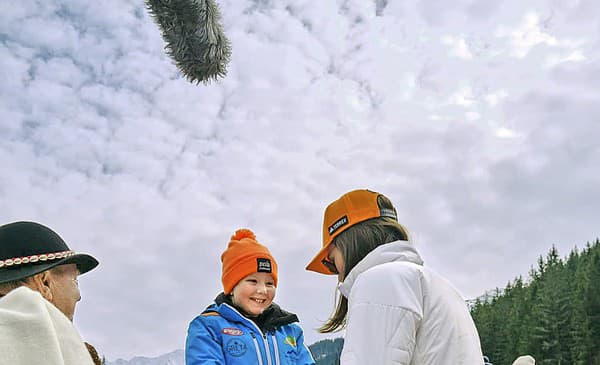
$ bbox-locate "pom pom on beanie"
[231,228,256,241]
[221,229,278,294]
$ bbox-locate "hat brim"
[0,253,99,284]
[305,242,335,275]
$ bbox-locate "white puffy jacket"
[338,240,484,365]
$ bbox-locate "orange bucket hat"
[305,189,397,274]
[221,229,278,294]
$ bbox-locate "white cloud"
[495,127,517,138]
[442,35,473,59]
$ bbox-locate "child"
[186,229,315,365]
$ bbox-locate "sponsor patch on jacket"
[257,258,272,273]
[328,215,348,235]
[222,327,244,336]
[226,338,247,357]
[284,335,297,347]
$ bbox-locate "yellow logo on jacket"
[284,336,297,347]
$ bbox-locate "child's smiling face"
[231,272,276,317]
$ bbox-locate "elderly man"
[0,221,100,365]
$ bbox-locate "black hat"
[0,221,99,284]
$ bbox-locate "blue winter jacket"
[186,294,315,365]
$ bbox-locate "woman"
[306,189,484,364]
[186,229,315,365]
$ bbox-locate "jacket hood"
[339,240,423,298]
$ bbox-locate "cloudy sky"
[1,0,599,361]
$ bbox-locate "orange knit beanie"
[221,229,278,294]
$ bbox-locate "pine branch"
[145,0,232,84]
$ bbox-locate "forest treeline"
[309,338,343,365]
[472,239,600,365]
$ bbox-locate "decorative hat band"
[0,250,75,268]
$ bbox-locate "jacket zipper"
[223,303,274,365]
[271,333,281,365]
[262,333,273,365]
[250,332,264,365]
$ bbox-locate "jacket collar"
[206,292,299,332]
[338,240,423,298]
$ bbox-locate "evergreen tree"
[583,241,600,364]
[533,249,570,364]
[571,246,592,365]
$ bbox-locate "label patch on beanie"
[257,258,272,273]
[328,215,348,235]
